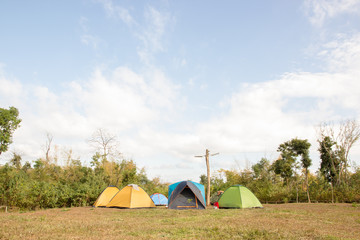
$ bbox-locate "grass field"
[1,203,360,239]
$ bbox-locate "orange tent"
[93,186,119,207]
[106,184,155,208]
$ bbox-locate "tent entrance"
[168,181,206,210]
[175,187,198,209]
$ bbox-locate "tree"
[251,158,274,203]
[88,128,125,186]
[272,154,295,186]
[10,152,22,169]
[88,128,120,162]
[275,138,312,203]
[252,158,271,180]
[0,106,21,155]
[44,133,53,163]
[317,120,360,184]
[318,136,340,203]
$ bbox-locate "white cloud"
[0,72,23,106]
[77,67,178,132]
[143,6,169,52]
[193,33,360,171]
[137,6,173,64]
[304,0,360,27]
[81,34,100,49]
[173,57,187,69]
[200,83,208,90]
[79,16,89,32]
[0,66,180,168]
[320,34,360,73]
[97,2,174,64]
[99,0,135,26]
[2,14,360,182]
[79,17,102,49]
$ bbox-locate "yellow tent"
[93,186,119,207]
[106,184,155,208]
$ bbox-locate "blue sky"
[1,0,360,182]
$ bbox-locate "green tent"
[218,185,263,209]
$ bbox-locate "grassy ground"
[0,203,359,240]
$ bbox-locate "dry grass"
[1,203,359,239]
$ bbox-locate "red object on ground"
[214,202,219,208]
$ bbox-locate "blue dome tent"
[150,193,168,206]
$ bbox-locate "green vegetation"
[0,157,168,210]
[206,137,360,205]
[206,159,360,204]
[0,106,21,156]
[1,140,360,210]
[1,108,359,210]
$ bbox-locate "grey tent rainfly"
[168,181,206,210]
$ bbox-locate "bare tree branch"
[44,132,53,163]
[88,128,121,161]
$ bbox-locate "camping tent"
[93,186,119,207]
[168,181,206,203]
[150,193,168,206]
[168,181,206,210]
[106,184,156,208]
[218,185,263,209]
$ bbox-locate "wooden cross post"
[195,149,219,206]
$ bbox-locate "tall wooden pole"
[195,149,218,207]
[205,149,210,206]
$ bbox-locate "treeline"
[204,158,360,204]
[1,106,360,209]
[0,154,168,210]
[204,120,360,204]
[0,124,168,210]
[1,149,360,210]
